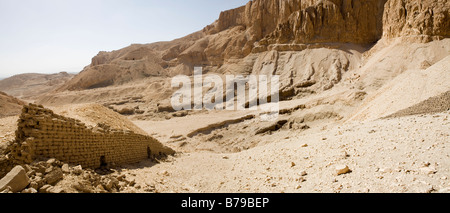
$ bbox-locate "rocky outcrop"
[249,46,362,98]
[60,45,169,91]
[205,0,317,38]
[60,33,204,91]
[382,0,450,42]
[202,0,310,61]
[259,0,387,46]
[200,0,387,64]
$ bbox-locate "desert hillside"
[0,91,25,118]
[0,0,449,194]
[38,0,450,113]
[0,72,74,100]
[54,0,448,93]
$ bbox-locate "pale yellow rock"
[419,167,437,175]
[336,165,351,175]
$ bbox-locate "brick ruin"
[7,104,175,168]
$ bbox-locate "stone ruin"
[7,104,175,168]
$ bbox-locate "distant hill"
[0,91,25,117]
[0,72,74,100]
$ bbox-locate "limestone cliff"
[382,0,450,42]
[59,0,450,92]
[259,0,387,46]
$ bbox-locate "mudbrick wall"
[7,104,175,168]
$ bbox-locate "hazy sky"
[0,0,249,78]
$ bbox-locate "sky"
[0,0,249,78]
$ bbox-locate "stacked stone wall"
[8,104,175,168]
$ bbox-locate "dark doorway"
[147,147,152,159]
[95,155,113,175]
[100,156,107,167]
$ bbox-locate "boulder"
[61,164,70,173]
[117,107,135,115]
[73,181,95,193]
[21,188,37,193]
[72,165,83,175]
[157,101,176,113]
[39,184,52,193]
[46,158,56,165]
[0,166,30,193]
[335,165,351,175]
[255,120,288,135]
[419,167,437,175]
[48,186,64,193]
[44,168,64,185]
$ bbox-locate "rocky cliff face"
[201,0,386,61]
[383,0,450,42]
[60,0,449,91]
[259,0,387,46]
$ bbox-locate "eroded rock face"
[59,0,449,91]
[259,0,387,46]
[382,0,450,42]
[203,0,387,60]
[202,0,309,61]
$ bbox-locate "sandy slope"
[50,103,148,135]
[348,55,450,121]
[118,111,449,193]
[387,91,450,118]
[0,92,25,118]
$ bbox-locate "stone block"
[0,166,30,193]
